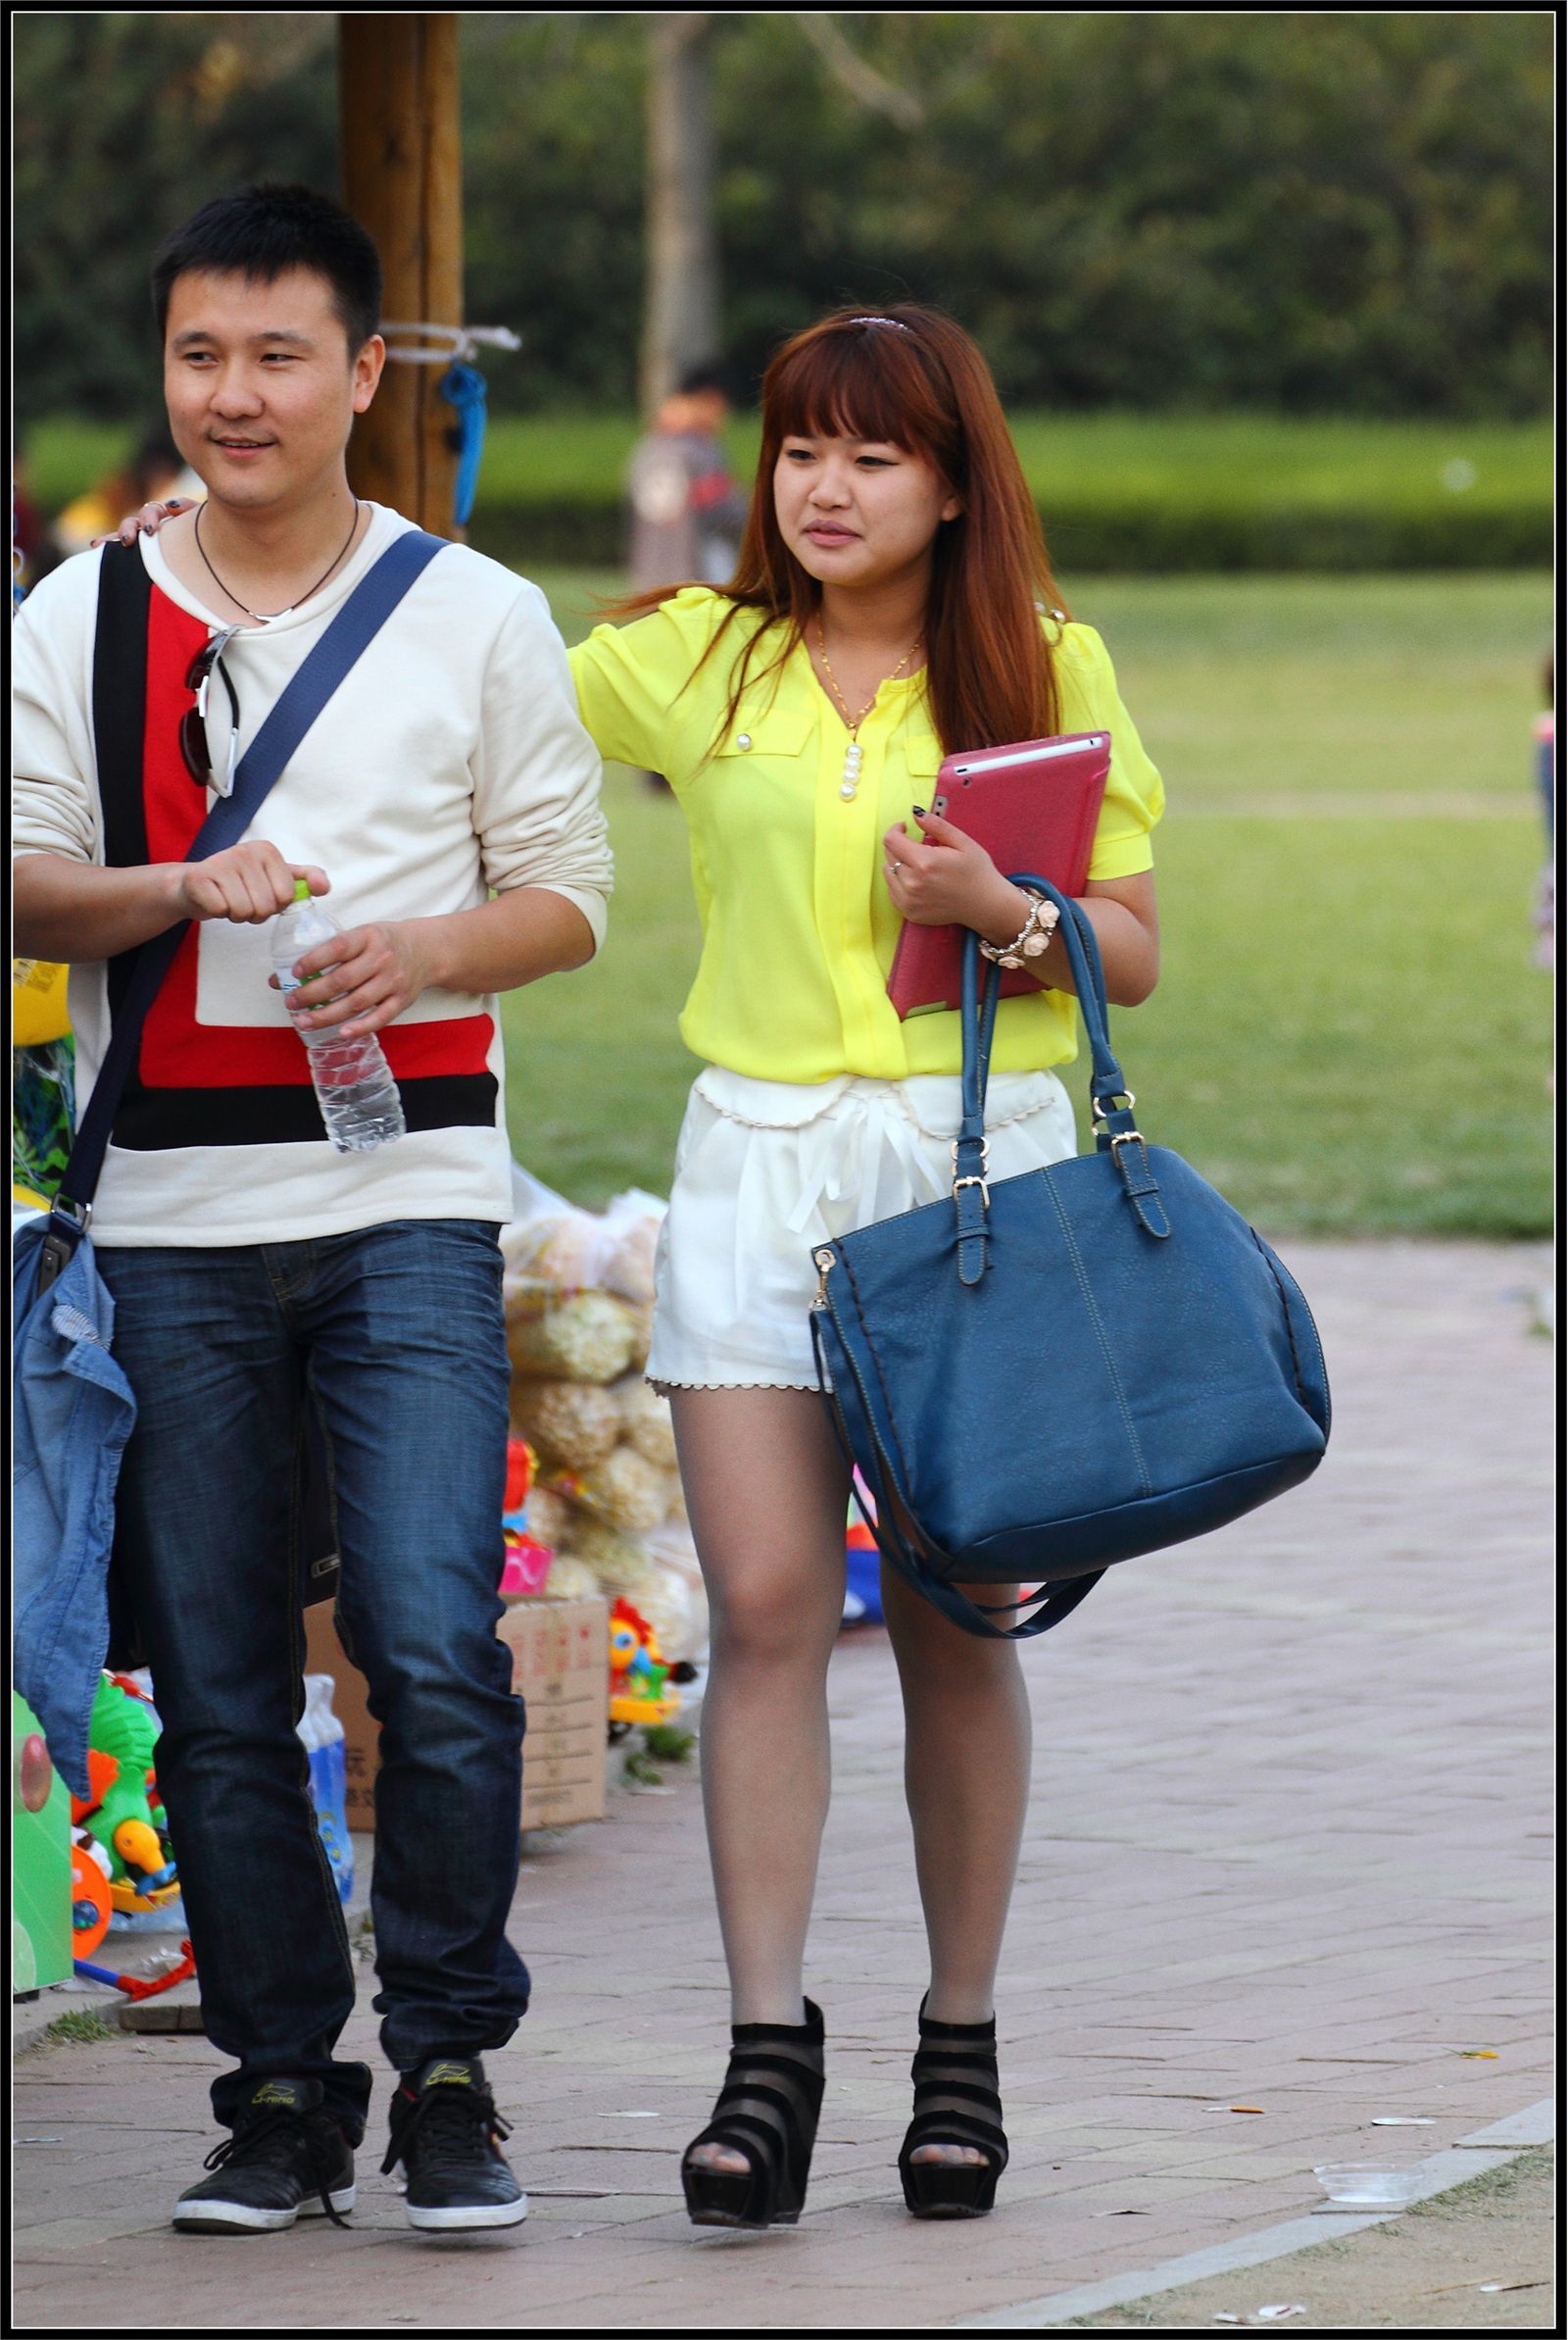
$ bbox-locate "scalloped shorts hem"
[646,1374,819,1396]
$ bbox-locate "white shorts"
[647,1064,1078,1391]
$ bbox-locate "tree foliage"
[14,11,1552,428]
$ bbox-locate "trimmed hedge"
[468,499,1550,574]
[24,410,1551,575]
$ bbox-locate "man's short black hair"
[676,360,730,401]
[151,183,382,355]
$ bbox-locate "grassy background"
[23,412,1552,570]
[504,570,1553,1238]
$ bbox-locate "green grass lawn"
[503,570,1553,1237]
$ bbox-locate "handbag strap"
[954,874,1148,1280]
[36,526,447,1291]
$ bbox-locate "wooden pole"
[337,14,463,535]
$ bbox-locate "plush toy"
[70,1675,178,1917]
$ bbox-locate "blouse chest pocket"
[711,707,817,764]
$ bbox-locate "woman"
[113,304,1164,2229]
[571,306,1163,2227]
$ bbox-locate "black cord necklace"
[193,495,363,623]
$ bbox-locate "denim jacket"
[13,1213,135,1798]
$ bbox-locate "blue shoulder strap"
[37,526,447,1288]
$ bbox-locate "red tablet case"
[887,730,1112,1018]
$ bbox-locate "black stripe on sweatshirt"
[90,542,155,1029]
[109,1071,501,1152]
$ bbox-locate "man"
[13,184,612,2237]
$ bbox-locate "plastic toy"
[500,1435,555,1596]
[609,1597,682,1729]
[843,1472,885,1625]
[70,1835,113,1959]
[71,1674,179,1917]
[74,1937,197,2002]
[13,1692,73,1993]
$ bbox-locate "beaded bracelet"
[979,889,1060,971]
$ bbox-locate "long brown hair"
[619,304,1070,757]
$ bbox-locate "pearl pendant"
[841,733,863,800]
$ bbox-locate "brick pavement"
[14,1240,1554,2329]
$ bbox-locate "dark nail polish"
[912,805,926,817]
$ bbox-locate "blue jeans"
[96,1220,529,2141]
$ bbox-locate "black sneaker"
[382,2057,527,2232]
[173,2077,356,2234]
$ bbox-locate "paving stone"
[12,1241,1552,2327]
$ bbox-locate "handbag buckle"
[951,1136,991,1209]
[1107,1127,1146,1151]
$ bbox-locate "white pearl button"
[736,733,751,750]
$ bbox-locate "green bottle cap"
[292,878,311,904]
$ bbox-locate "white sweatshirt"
[11,504,613,1247]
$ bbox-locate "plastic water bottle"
[270,880,406,1153]
[298,1673,354,1904]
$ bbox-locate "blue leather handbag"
[809,876,1331,1638]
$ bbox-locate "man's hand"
[178,845,328,926]
[882,808,1024,936]
[272,920,435,1041]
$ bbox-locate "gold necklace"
[814,619,923,800]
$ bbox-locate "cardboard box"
[303,1593,609,1834]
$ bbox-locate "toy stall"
[302,1174,710,1853]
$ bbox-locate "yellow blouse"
[568,586,1164,1083]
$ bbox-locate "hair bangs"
[768,325,946,466]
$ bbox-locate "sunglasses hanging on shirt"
[180,625,243,797]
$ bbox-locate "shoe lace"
[380,2084,513,2179]
[205,2108,350,2228]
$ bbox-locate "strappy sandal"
[898,1997,1009,2218]
[680,1999,826,2228]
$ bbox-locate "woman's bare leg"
[669,1386,850,2174]
[881,1564,1033,2164]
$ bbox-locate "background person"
[624,363,749,793]
[13,181,612,2240]
[626,361,748,593]
[46,425,201,569]
[569,305,1163,2227]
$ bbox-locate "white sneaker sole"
[404,2193,528,2231]
[174,2182,356,2234]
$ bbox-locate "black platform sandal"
[680,1999,826,2228]
[899,1997,1009,2218]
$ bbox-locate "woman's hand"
[883,813,1161,1005]
[882,808,1029,939]
[91,495,199,548]
[270,918,435,1041]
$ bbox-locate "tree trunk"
[338,14,463,536]
[640,13,720,417]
